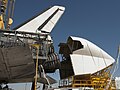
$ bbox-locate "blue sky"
[9,0,120,89]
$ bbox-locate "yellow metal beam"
[31,44,40,90]
[0,15,4,29]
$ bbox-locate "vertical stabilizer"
[14,6,65,33]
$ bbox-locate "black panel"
[59,57,74,79]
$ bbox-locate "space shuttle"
[0,5,65,85]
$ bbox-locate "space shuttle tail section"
[14,6,65,34]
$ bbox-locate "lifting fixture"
[0,0,15,29]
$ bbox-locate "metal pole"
[32,44,39,90]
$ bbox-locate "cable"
[40,65,50,87]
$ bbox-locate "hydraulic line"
[40,65,50,86]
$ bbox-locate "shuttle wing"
[13,6,65,34]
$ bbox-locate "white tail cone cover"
[69,36,115,75]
